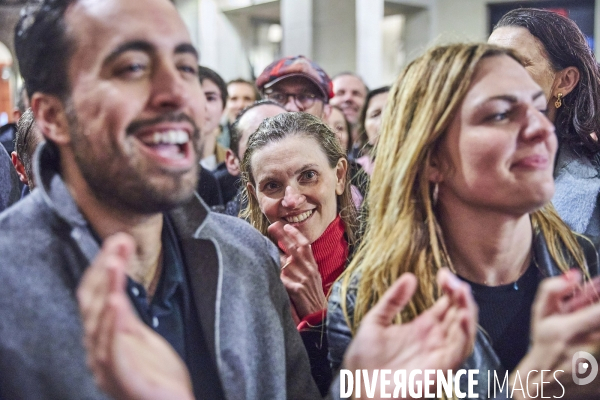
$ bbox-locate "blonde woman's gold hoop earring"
[555,93,563,109]
[432,183,439,206]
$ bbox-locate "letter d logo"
[572,351,598,385]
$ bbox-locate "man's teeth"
[285,210,313,223]
[149,130,189,145]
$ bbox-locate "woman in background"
[326,105,352,155]
[327,106,365,207]
[489,8,600,236]
[353,86,390,176]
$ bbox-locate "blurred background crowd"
[0,0,597,124]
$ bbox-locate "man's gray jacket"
[0,142,321,399]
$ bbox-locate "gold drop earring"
[555,93,563,109]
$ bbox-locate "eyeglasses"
[264,92,322,109]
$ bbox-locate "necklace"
[513,280,520,291]
[455,249,532,291]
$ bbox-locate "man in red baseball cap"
[256,55,333,119]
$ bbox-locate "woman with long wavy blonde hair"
[328,43,600,399]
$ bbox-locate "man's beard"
[66,104,200,215]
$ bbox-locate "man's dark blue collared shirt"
[126,215,224,399]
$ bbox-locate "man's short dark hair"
[230,100,284,159]
[198,65,228,108]
[227,78,261,102]
[14,108,42,186]
[15,0,77,101]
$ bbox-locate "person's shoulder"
[0,191,50,232]
[213,165,235,185]
[0,192,59,258]
[198,212,281,281]
[0,193,78,304]
[213,161,228,178]
[200,211,274,253]
[0,123,16,154]
[330,271,360,305]
[328,271,361,329]
[327,271,360,372]
[576,234,600,277]
[202,210,253,233]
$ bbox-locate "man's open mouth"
[138,129,190,160]
[134,126,195,169]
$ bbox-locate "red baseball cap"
[256,55,333,101]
